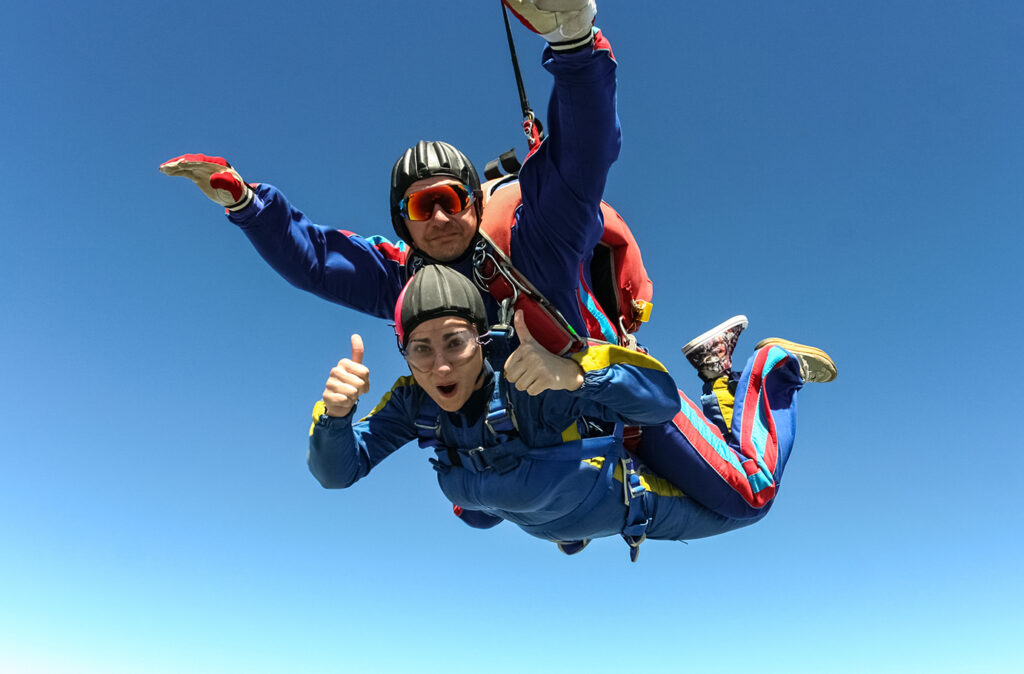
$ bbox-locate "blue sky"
[2,2,1022,672]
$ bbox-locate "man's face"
[404,316,485,413]
[403,177,479,261]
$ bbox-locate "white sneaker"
[681,315,749,381]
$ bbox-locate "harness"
[412,328,523,475]
[412,339,651,561]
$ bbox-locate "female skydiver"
[307,265,831,559]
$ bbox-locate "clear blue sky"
[2,2,1022,673]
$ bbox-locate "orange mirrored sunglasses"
[398,183,475,221]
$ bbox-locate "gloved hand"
[502,0,597,51]
[159,154,254,211]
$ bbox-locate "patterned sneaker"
[754,338,838,383]
[681,315,749,381]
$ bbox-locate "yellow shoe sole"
[754,338,837,383]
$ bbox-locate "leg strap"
[620,455,651,563]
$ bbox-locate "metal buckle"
[618,316,638,351]
[466,446,489,472]
[621,458,646,505]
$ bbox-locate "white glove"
[159,153,254,211]
[503,0,597,51]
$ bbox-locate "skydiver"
[308,265,827,559]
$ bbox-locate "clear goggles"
[402,328,482,372]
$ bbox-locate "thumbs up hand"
[322,334,371,417]
[504,310,584,396]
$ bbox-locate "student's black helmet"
[393,265,488,350]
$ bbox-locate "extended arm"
[228,185,409,318]
[510,13,620,276]
[160,154,408,319]
[498,3,622,339]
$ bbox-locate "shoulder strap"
[414,395,443,451]
[485,376,516,442]
[474,180,588,355]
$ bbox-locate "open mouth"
[437,383,457,397]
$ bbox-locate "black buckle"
[465,446,521,475]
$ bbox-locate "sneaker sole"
[681,315,749,355]
[754,338,837,383]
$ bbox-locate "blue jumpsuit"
[228,32,620,335]
[308,344,762,544]
[229,30,804,521]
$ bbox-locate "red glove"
[503,0,596,50]
[159,154,254,211]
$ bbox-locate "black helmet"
[389,140,482,246]
[393,265,489,350]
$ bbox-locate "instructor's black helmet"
[394,265,489,351]
[389,140,482,246]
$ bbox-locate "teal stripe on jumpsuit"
[308,345,779,547]
[631,344,804,520]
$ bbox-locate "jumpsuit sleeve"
[509,30,621,297]
[227,183,408,320]
[307,380,419,489]
[566,344,679,426]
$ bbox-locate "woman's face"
[404,316,485,412]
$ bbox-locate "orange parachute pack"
[472,173,653,356]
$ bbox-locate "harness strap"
[620,452,651,563]
[486,378,515,439]
[416,372,523,475]
[473,179,652,353]
[414,398,452,470]
[472,233,588,355]
[419,387,649,560]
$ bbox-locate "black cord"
[501,2,533,120]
